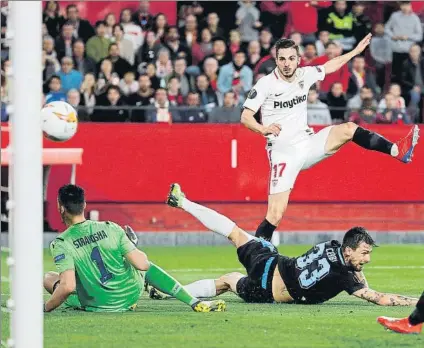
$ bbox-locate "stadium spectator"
[352,2,372,45]
[191,28,213,65]
[259,1,287,39]
[119,71,139,97]
[348,97,384,124]
[401,43,424,121]
[307,87,332,125]
[259,28,273,57]
[346,85,377,112]
[178,92,207,123]
[136,31,163,70]
[104,13,117,40]
[180,14,198,48]
[67,89,89,121]
[43,36,60,71]
[153,13,169,42]
[196,74,218,112]
[205,12,225,39]
[254,44,276,76]
[164,26,192,66]
[315,30,330,56]
[203,57,219,92]
[65,4,95,43]
[132,0,154,31]
[289,32,304,56]
[95,58,120,96]
[302,43,318,66]
[169,57,191,97]
[229,30,242,56]
[370,22,392,90]
[128,74,155,122]
[322,1,356,52]
[120,8,144,52]
[1,84,7,122]
[101,43,132,79]
[42,1,65,39]
[112,24,135,66]
[200,37,232,68]
[145,88,179,123]
[218,50,253,106]
[246,40,262,70]
[380,92,411,124]
[92,85,128,122]
[236,0,261,45]
[86,21,110,63]
[155,48,174,84]
[208,91,241,123]
[285,1,331,44]
[347,55,379,98]
[72,40,96,76]
[45,75,66,103]
[42,50,58,85]
[145,62,161,90]
[378,83,406,112]
[385,1,423,83]
[55,22,76,61]
[307,41,350,95]
[79,73,97,116]
[167,76,184,106]
[57,57,83,94]
[326,82,347,123]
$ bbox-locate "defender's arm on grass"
[323,33,372,74]
[44,270,76,312]
[353,287,418,306]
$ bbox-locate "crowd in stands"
[1,0,424,124]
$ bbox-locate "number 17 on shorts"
[267,149,300,195]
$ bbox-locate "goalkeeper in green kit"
[43,184,226,313]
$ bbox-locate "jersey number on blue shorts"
[91,246,113,283]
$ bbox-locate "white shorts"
[267,126,334,195]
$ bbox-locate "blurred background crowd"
[1,0,424,124]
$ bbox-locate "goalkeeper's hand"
[124,225,139,247]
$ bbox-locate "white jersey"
[243,66,326,147]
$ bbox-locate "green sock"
[145,263,198,307]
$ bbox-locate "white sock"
[181,198,235,237]
[391,144,399,157]
[184,279,217,298]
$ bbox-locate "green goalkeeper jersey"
[50,220,144,312]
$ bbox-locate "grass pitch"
[1,245,424,348]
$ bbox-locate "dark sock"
[352,127,394,155]
[255,219,276,241]
[409,292,424,325]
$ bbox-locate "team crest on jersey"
[298,80,304,89]
[247,89,257,99]
[272,179,279,187]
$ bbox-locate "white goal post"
[6,1,43,347]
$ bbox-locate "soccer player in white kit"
[241,34,420,242]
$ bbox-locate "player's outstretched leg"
[377,291,424,334]
[167,183,253,248]
[325,122,419,163]
[145,262,226,312]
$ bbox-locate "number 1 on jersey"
[91,246,113,283]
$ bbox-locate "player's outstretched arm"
[353,287,418,306]
[44,270,76,312]
[323,33,372,75]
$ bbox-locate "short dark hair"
[58,184,85,215]
[113,24,124,32]
[95,20,106,28]
[66,4,77,12]
[360,85,371,91]
[107,85,121,94]
[342,227,377,250]
[275,38,300,57]
[109,43,118,51]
